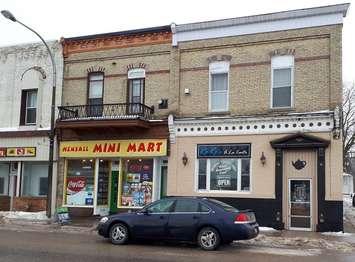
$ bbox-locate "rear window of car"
[207,199,239,212]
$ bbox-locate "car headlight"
[99,216,109,223]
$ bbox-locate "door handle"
[193,215,199,219]
[160,215,165,219]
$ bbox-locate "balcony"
[58,103,154,121]
[56,103,154,130]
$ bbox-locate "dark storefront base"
[0,196,10,211]
[213,197,284,230]
[212,197,343,232]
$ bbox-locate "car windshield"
[208,199,239,212]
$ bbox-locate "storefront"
[167,112,343,232]
[0,142,49,212]
[59,139,168,216]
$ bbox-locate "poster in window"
[210,159,238,190]
[121,159,153,207]
[66,176,94,206]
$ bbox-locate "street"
[0,229,355,262]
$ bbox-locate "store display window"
[65,159,95,206]
[120,159,153,208]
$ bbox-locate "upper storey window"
[20,89,37,125]
[271,55,294,108]
[88,72,104,105]
[209,61,229,112]
[87,72,104,116]
[128,68,145,114]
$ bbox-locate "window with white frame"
[197,144,251,192]
[271,55,294,108]
[209,61,229,112]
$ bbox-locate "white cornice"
[170,112,334,140]
[172,3,350,46]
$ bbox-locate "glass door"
[289,179,312,230]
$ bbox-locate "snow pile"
[259,227,279,232]
[0,211,48,221]
[322,232,352,237]
[235,234,355,252]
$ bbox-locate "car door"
[132,198,175,240]
[167,199,201,241]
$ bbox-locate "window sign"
[65,159,95,206]
[210,159,238,190]
[197,144,251,158]
[121,159,153,208]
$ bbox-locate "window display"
[22,162,48,197]
[120,159,153,207]
[97,160,110,206]
[197,143,251,192]
[66,159,95,206]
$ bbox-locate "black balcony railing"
[58,103,154,121]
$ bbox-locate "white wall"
[0,41,63,131]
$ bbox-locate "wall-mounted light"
[260,152,266,166]
[182,152,188,166]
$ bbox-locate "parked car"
[97,197,259,250]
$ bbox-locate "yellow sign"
[2,147,36,157]
[60,139,167,158]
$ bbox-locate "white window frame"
[209,61,230,112]
[195,158,251,194]
[25,90,37,125]
[270,55,294,109]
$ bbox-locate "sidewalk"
[0,211,100,235]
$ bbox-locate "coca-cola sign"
[67,177,86,193]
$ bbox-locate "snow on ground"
[0,211,48,221]
[259,227,279,232]
[235,234,355,253]
[322,232,353,237]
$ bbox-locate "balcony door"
[87,72,104,117]
[128,78,144,114]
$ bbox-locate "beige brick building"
[167,3,349,232]
[55,3,349,231]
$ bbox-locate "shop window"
[197,144,251,192]
[22,162,48,197]
[0,177,4,195]
[20,89,37,125]
[209,61,229,112]
[65,159,95,206]
[271,55,294,108]
[39,177,48,196]
[87,72,104,116]
[121,159,153,208]
[0,164,9,195]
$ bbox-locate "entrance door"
[289,179,312,230]
[283,150,316,231]
[110,161,120,214]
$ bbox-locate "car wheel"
[109,223,129,245]
[197,227,221,251]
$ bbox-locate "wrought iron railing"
[58,103,154,121]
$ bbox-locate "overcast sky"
[0,0,353,83]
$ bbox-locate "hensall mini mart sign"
[0,147,36,157]
[59,139,167,158]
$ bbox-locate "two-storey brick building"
[57,26,173,216]
[167,4,349,231]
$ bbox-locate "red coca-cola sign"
[67,177,86,192]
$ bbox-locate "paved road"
[0,229,355,262]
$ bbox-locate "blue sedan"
[97,197,259,250]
